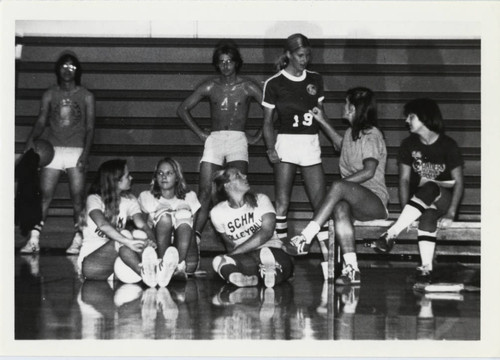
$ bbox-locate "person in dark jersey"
[262,33,330,278]
[177,39,262,250]
[373,98,464,283]
[210,167,294,288]
[21,52,95,255]
[286,87,389,285]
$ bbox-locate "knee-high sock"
[302,221,320,243]
[417,230,437,270]
[343,252,358,271]
[276,216,288,240]
[387,196,430,238]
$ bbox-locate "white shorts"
[201,131,248,166]
[45,146,83,171]
[275,134,322,166]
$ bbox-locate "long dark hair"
[276,33,311,70]
[87,159,131,224]
[55,52,82,85]
[403,98,444,134]
[150,157,188,200]
[212,167,257,208]
[346,87,381,141]
[212,39,243,73]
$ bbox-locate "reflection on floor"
[15,252,480,340]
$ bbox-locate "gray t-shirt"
[339,127,389,206]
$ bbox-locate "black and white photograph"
[1,0,499,357]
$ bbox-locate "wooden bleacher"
[14,37,481,261]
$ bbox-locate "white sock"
[387,201,425,238]
[302,221,321,243]
[343,252,358,271]
[417,230,437,270]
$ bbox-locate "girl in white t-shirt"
[78,159,159,287]
[138,158,201,280]
[210,167,293,288]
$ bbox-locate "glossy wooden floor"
[15,252,480,340]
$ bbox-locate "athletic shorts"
[201,131,248,166]
[275,134,322,166]
[46,146,83,171]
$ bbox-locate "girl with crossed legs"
[286,87,389,286]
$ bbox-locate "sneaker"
[335,264,361,286]
[284,234,310,256]
[172,260,188,282]
[258,247,281,288]
[157,247,179,287]
[140,246,158,288]
[20,232,40,254]
[228,272,258,287]
[66,232,83,255]
[372,232,395,254]
[415,266,433,284]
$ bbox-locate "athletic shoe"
[284,234,310,256]
[20,238,40,254]
[258,247,281,288]
[335,264,361,286]
[372,232,395,254]
[228,272,258,287]
[140,246,158,288]
[157,247,179,287]
[415,266,433,284]
[172,260,188,282]
[66,232,83,255]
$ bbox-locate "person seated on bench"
[285,87,389,285]
[373,98,464,284]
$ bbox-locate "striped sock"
[417,230,437,270]
[276,216,288,240]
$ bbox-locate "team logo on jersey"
[306,84,317,96]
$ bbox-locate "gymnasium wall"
[12,19,481,251]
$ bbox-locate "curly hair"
[150,157,188,200]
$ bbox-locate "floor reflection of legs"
[78,280,116,339]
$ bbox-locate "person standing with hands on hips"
[177,39,263,248]
[262,33,330,278]
[20,52,95,255]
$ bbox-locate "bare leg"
[273,162,297,216]
[39,167,63,222]
[82,241,118,280]
[67,166,86,226]
[174,224,193,263]
[301,163,326,211]
[119,246,142,274]
[194,162,221,234]
[333,201,356,254]
[155,214,174,258]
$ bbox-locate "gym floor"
[14,251,480,341]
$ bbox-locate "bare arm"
[229,212,276,255]
[246,80,264,145]
[177,82,211,142]
[89,209,146,253]
[309,106,343,151]
[24,90,51,152]
[343,158,379,184]
[262,107,280,163]
[131,212,156,243]
[398,163,412,209]
[77,91,96,169]
[439,165,464,227]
